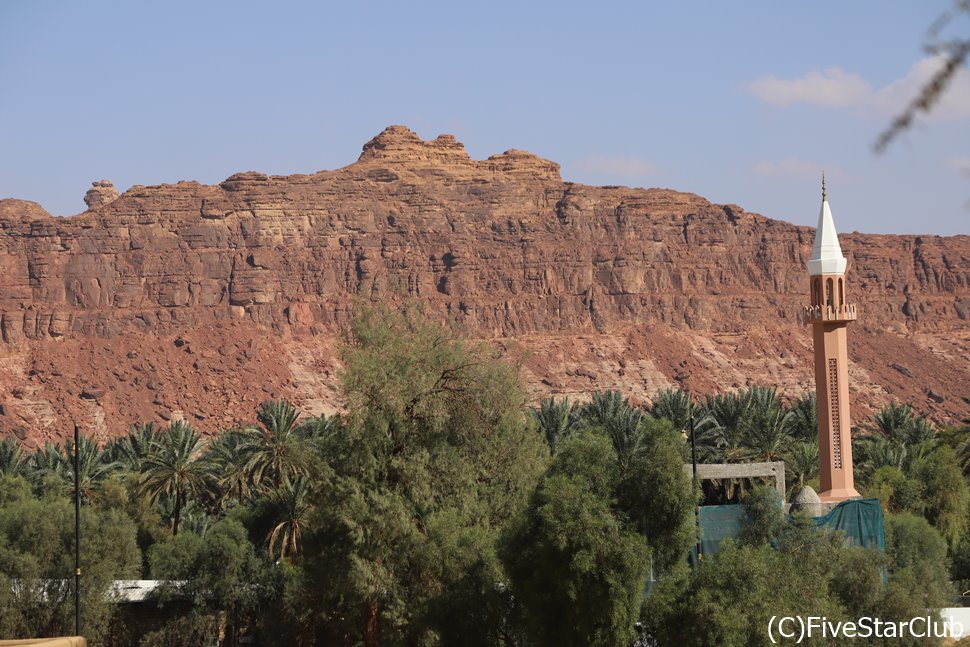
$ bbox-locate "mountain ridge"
[1,125,967,443]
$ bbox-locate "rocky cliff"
[1,126,968,443]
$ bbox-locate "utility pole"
[74,423,81,637]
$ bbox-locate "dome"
[791,485,823,517]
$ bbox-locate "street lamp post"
[73,423,81,637]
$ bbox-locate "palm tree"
[958,440,970,476]
[296,414,343,441]
[951,398,970,474]
[29,435,120,502]
[176,501,214,538]
[855,401,939,482]
[853,434,936,483]
[296,413,345,460]
[203,428,255,510]
[900,415,935,447]
[691,387,785,498]
[604,406,646,473]
[140,420,209,536]
[787,393,818,441]
[744,386,783,417]
[106,422,161,472]
[0,437,26,478]
[243,400,310,491]
[740,392,794,463]
[694,391,750,463]
[872,401,915,440]
[580,390,629,428]
[30,441,65,475]
[266,475,313,561]
[65,435,122,502]
[650,388,694,432]
[785,439,819,494]
[853,434,905,479]
[530,397,581,453]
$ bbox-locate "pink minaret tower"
[805,176,860,502]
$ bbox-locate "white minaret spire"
[807,172,847,276]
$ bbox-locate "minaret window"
[838,278,844,307]
[828,359,843,469]
[826,278,834,309]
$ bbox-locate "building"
[805,178,861,502]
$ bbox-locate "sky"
[1,1,969,235]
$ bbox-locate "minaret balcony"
[803,303,857,324]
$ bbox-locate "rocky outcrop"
[82,180,119,209]
[0,126,968,442]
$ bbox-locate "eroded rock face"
[0,125,968,442]
[83,180,119,209]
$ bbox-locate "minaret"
[805,176,860,502]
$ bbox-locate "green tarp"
[691,498,885,560]
[696,504,744,559]
[811,497,885,550]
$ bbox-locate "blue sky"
[2,1,968,235]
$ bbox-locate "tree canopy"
[0,308,965,647]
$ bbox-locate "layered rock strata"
[0,126,967,442]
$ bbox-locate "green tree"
[785,439,819,494]
[885,513,948,579]
[913,445,970,546]
[0,477,141,644]
[203,427,256,509]
[530,396,581,453]
[611,416,695,573]
[501,433,651,647]
[738,485,784,547]
[149,519,278,647]
[0,437,27,478]
[266,474,313,560]
[106,421,161,472]
[244,400,310,491]
[650,387,694,433]
[857,418,969,546]
[297,304,547,646]
[694,390,750,463]
[140,420,210,536]
[787,393,818,441]
[644,519,949,647]
[865,465,921,514]
[580,390,631,428]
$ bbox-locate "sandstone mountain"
[1,126,968,444]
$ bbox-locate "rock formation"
[82,180,120,209]
[0,126,967,443]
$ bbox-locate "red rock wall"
[1,126,967,442]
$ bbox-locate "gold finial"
[822,171,827,201]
